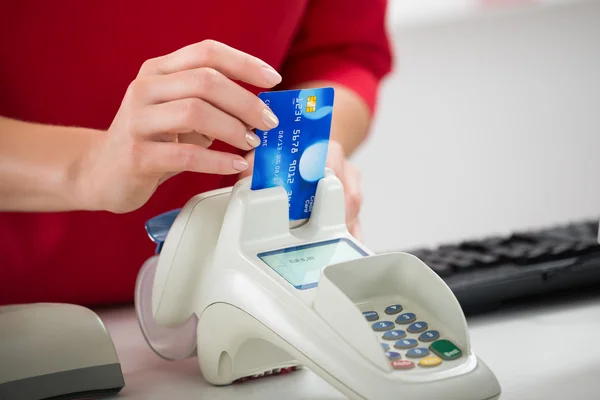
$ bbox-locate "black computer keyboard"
[406,219,600,314]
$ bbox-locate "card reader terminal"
[135,169,501,400]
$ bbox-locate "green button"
[429,339,462,360]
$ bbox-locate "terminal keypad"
[363,302,463,371]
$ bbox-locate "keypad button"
[406,348,430,358]
[363,311,379,321]
[407,321,428,334]
[382,330,406,341]
[381,343,390,352]
[372,321,394,332]
[391,360,415,370]
[385,304,403,315]
[395,313,416,324]
[418,356,442,368]
[418,330,440,342]
[430,339,463,360]
[385,351,402,360]
[394,338,418,350]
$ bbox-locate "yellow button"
[418,356,442,368]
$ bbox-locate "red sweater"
[0,0,392,306]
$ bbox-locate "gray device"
[0,303,125,400]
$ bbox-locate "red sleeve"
[280,0,394,113]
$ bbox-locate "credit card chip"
[306,95,317,113]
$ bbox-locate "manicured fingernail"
[233,159,248,171]
[245,131,261,148]
[262,107,279,129]
[261,66,282,86]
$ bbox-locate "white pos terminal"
[134,169,501,400]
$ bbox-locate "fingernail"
[261,66,282,86]
[262,107,279,129]
[245,131,261,148]
[232,159,248,171]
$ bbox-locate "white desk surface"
[99,289,600,400]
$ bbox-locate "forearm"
[0,116,102,212]
[287,81,371,156]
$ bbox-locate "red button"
[391,360,415,370]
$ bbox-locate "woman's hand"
[239,139,363,241]
[79,40,282,213]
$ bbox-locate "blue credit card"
[251,87,335,221]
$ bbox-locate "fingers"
[177,132,214,148]
[237,149,255,180]
[139,67,279,131]
[136,98,260,151]
[137,40,282,88]
[141,142,249,175]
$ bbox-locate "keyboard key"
[385,304,403,315]
[385,351,402,360]
[429,339,463,360]
[362,311,379,321]
[448,255,476,270]
[438,244,459,252]
[391,360,415,370]
[382,330,406,341]
[574,241,595,251]
[381,343,390,351]
[492,247,526,263]
[394,338,418,350]
[473,252,499,265]
[418,330,440,342]
[407,321,428,333]
[523,246,550,263]
[512,244,531,257]
[482,236,507,247]
[549,242,575,257]
[418,356,442,368]
[406,348,430,358]
[573,241,600,255]
[395,313,416,324]
[372,321,394,332]
[460,236,504,251]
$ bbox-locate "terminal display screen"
[258,238,367,289]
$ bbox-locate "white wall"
[353,0,600,253]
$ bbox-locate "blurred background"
[353,0,600,253]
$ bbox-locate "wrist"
[69,128,106,211]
